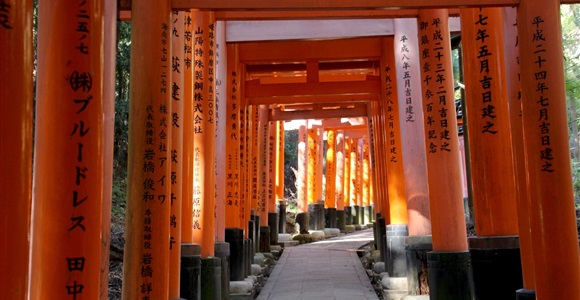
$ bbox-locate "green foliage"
[284,129,299,211]
[111,177,127,219]
[113,21,132,178]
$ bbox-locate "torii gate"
[1,1,579,300]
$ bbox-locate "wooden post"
[169,11,185,297]
[383,37,409,225]
[362,139,371,208]
[417,9,468,252]
[215,20,227,242]
[343,137,351,209]
[316,128,324,203]
[349,138,358,208]
[335,131,346,211]
[182,11,194,244]
[0,1,33,298]
[357,139,364,208]
[100,1,117,298]
[297,121,308,213]
[251,105,260,218]
[276,121,285,201]
[31,1,105,299]
[502,6,535,289]
[394,18,431,236]
[518,1,580,298]
[308,127,318,204]
[121,1,171,298]
[417,9,473,298]
[225,44,241,229]
[258,104,269,220]
[268,120,277,212]
[192,11,217,258]
[460,7,519,237]
[239,91,249,235]
[325,129,337,209]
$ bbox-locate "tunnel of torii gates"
[2,0,580,300]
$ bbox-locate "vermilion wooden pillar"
[382,37,408,225]
[461,7,523,297]
[192,11,217,258]
[349,138,358,207]
[169,11,185,297]
[31,1,105,299]
[0,1,33,298]
[417,9,473,298]
[276,121,285,200]
[268,120,277,212]
[418,9,468,252]
[502,6,535,289]
[394,18,431,236]
[362,139,371,208]
[182,12,194,243]
[122,1,171,298]
[315,128,324,203]
[215,20,227,242]
[343,137,351,210]
[250,105,260,218]
[335,131,346,211]
[258,104,269,220]
[239,93,249,235]
[461,7,519,237]
[100,1,117,298]
[308,127,318,204]
[518,1,580,298]
[297,122,308,213]
[225,44,241,229]
[357,139,364,208]
[325,129,337,209]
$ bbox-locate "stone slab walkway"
[257,228,379,300]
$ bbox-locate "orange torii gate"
[2,1,580,300]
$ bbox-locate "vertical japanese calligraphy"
[382,37,408,225]
[192,11,217,257]
[460,7,518,236]
[325,129,337,209]
[31,0,105,299]
[417,10,467,252]
[335,131,345,211]
[226,44,241,228]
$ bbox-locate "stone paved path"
[257,228,379,300]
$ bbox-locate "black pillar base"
[405,235,432,295]
[268,212,279,245]
[387,224,408,277]
[376,217,387,262]
[326,208,337,228]
[317,201,325,229]
[277,200,286,234]
[201,257,222,300]
[516,289,536,300]
[344,206,352,225]
[337,210,346,230]
[363,206,372,225]
[243,238,251,278]
[352,205,360,225]
[214,242,230,300]
[295,212,310,234]
[259,226,271,252]
[225,228,244,281]
[427,250,475,300]
[469,236,523,300]
[308,203,321,230]
[180,243,202,300]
